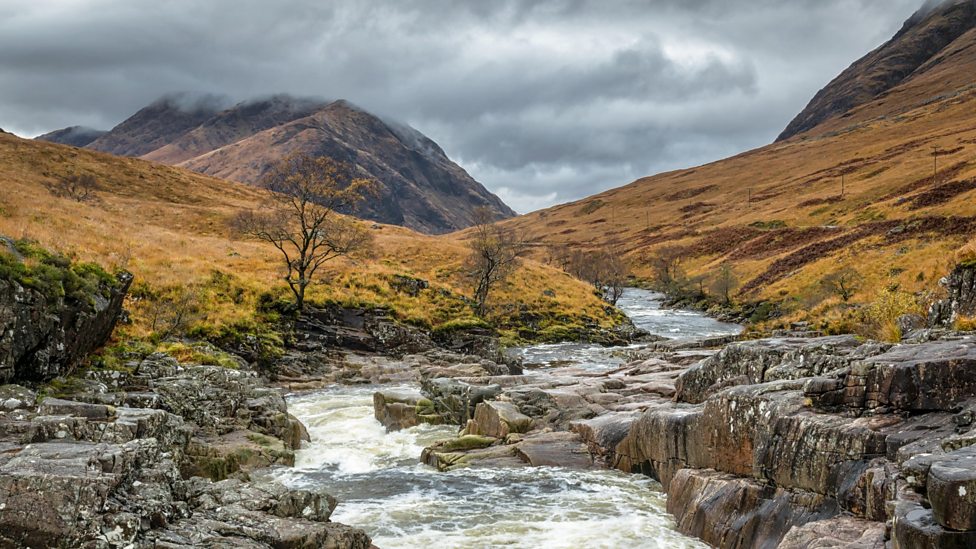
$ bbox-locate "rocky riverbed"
[367,291,976,548]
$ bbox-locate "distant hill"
[36,126,107,147]
[65,94,514,233]
[508,0,976,322]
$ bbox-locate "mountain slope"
[87,93,229,157]
[141,95,325,164]
[509,1,976,326]
[779,0,976,141]
[178,100,514,234]
[36,126,107,147]
[81,95,514,234]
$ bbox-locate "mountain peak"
[79,93,515,233]
[777,0,976,141]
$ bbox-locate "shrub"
[859,289,922,342]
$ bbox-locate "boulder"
[927,445,976,531]
[373,390,422,431]
[470,401,533,438]
[0,270,131,384]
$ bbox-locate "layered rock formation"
[0,246,131,384]
[0,249,371,548]
[400,332,976,548]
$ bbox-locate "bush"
[1,239,118,307]
[859,289,922,342]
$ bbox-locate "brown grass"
[0,133,617,338]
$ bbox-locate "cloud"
[0,0,924,213]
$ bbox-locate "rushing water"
[279,288,738,548]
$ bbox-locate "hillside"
[36,126,106,147]
[59,95,515,234]
[0,131,618,344]
[507,0,976,330]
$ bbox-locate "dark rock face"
[778,0,976,141]
[930,262,976,325]
[35,125,107,147]
[0,271,131,384]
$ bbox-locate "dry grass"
[0,133,617,339]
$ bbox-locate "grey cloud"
[0,0,925,212]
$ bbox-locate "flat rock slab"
[780,517,885,548]
[928,445,976,530]
[38,398,114,419]
[515,431,595,469]
[894,501,976,548]
[855,340,976,412]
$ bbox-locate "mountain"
[140,95,326,164]
[508,0,976,323]
[779,0,976,141]
[86,93,230,157]
[78,95,514,234]
[36,126,107,147]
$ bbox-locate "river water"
[278,288,741,548]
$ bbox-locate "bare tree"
[599,249,628,305]
[146,286,202,340]
[467,207,527,316]
[233,154,376,311]
[821,267,861,303]
[650,246,685,289]
[710,263,739,305]
[49,173,97,202]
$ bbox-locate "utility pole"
[933,146,940,179]
[841,173,845,197]
[748,188,752,204]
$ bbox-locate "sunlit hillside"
[0,131,619,342]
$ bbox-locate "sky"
[0,0,926,213]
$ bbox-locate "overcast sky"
[1,0,925,213]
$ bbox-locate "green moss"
[0,239,118,308]
[431,317,492,336]
[440,435,497,452]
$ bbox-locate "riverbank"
[362,289,976,548]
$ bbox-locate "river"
[278,288,741,548]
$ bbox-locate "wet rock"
[571,411,640,467]
[514,431,595,469]
[666,468,838,549]
[469,400,533,438]
[373,389,422,431]
[420,377,502,424]
[421,440,520,471]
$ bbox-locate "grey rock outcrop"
[0,270,131,383]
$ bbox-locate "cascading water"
[278,289,740,548]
